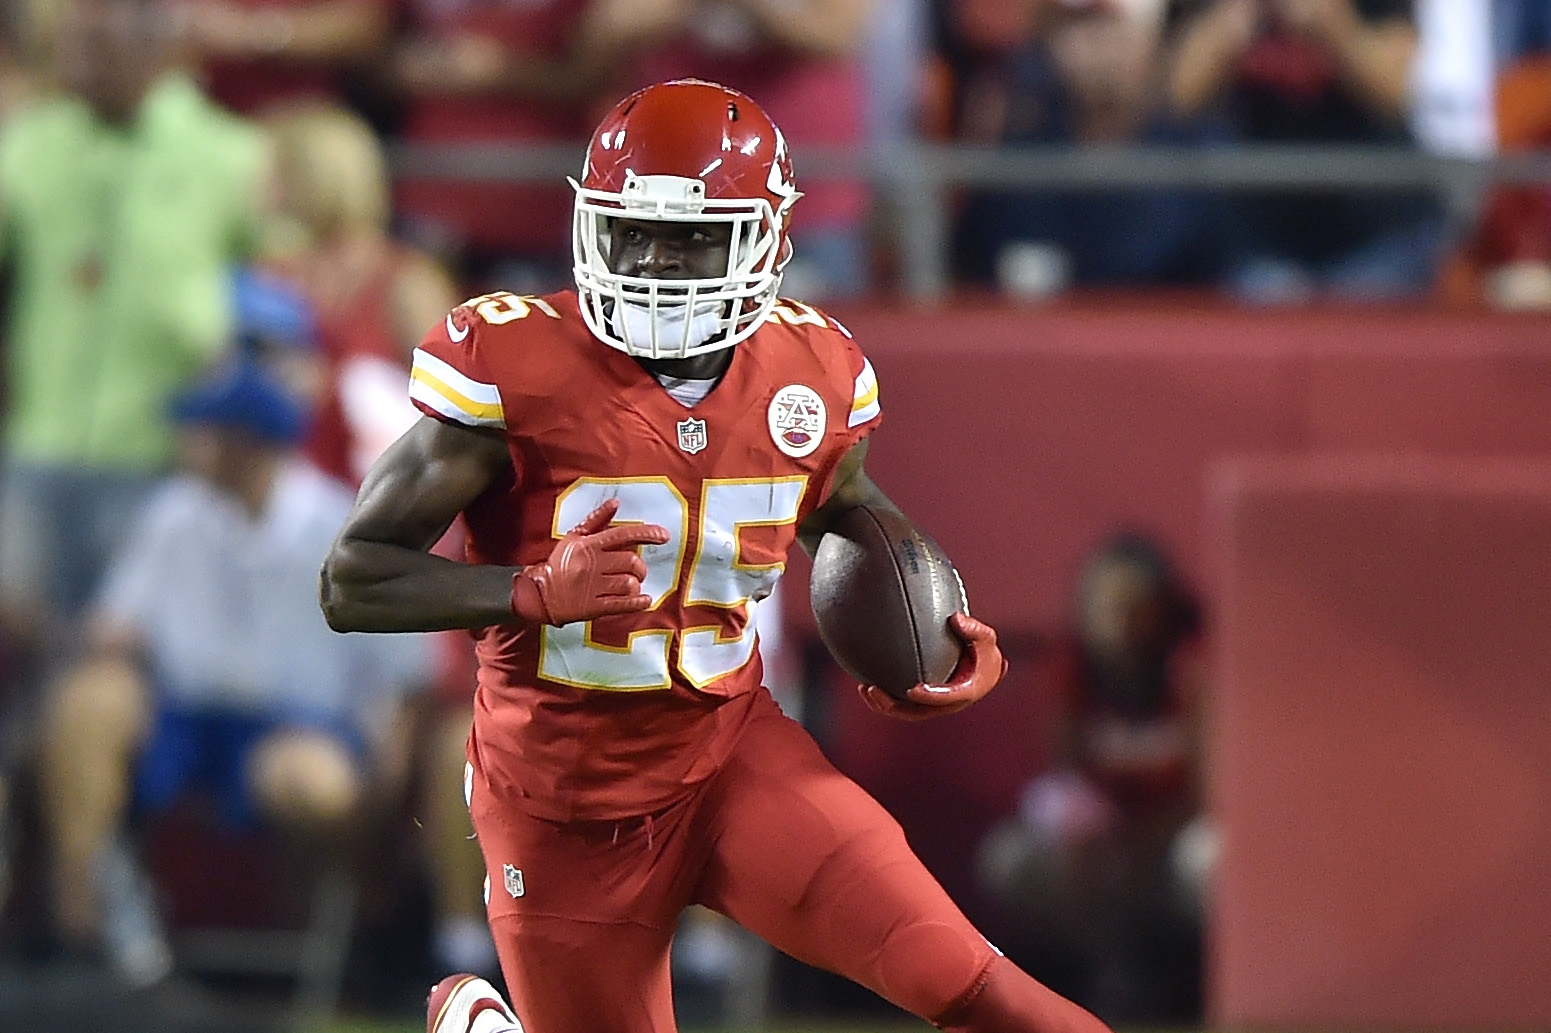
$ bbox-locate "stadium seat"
[144,803,359,1027]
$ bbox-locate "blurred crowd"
[0,0,1545,306]
[0,0,1545,1026]
[943,0,1551,304]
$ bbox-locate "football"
[810,504,967,699]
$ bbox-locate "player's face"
[607,219,734,281]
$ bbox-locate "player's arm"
[797,438,899,555]
[321,417,524,632]
[798,440,1008,720]
[320,416,668,633]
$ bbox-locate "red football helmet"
[571,79,802,358]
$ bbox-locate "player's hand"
[858,613,1008,721]
[510,498,670,626]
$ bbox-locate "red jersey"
[1049,635,1201,817]
[409,290,882,821]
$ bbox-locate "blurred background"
[1,0,1549,1031]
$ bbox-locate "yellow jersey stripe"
[410,366,505,423]
[849,358,880,427]
[850,380,879,413]
[412,347,502,404]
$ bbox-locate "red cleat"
[427,973,523,1033]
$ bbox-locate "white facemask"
[613,298,726,358]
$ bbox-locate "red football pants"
[469,689,1109,1033]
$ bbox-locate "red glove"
[859,612,1008,721]
[510,498,670,626]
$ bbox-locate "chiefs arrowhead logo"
[768,384,826,458]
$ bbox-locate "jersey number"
[538,477,807,691]
[464,291,561,324]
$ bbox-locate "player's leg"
[485,908,676,1033]
[466,757,698,1033]
[693,694,1111,1033]
[935,955,1115,1033]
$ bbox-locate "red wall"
[806,299,1551,1028]
[1208,456,1551,1030]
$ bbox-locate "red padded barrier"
[805,303,1551,1029]
[809,300,1551,636]
[1207,455,1551,1030]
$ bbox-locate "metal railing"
[390,141,1551,299]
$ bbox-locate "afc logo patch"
[768,384,826,458]
[504,863,525,899]
[676,416,708,455]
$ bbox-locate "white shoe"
[96,839,172,988]
[427,973,523,1033]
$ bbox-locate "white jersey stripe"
[851,358,877,403]
[412,348,502,406]
[410,376,505,429]
[848,398,881,428]
[848,358,880,427]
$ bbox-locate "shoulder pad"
[455,291,565,335]
[767,299,851,338]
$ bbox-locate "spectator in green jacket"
[0,0,270,651]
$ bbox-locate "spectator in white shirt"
[36,358,429,987]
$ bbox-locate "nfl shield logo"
[677,417,707,455]
[504,863,525,899]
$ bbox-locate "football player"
[321,79,1110,1033]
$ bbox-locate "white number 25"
[538,476,807,691]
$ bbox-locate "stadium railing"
[389,142,1551,299]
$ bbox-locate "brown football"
[810,504,967,699]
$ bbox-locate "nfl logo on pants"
[677,417,707,455]
[504,863,525,898]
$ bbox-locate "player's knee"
[249,731,361,829]
[873,919,997,1022]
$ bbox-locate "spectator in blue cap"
[227,265,334,420]
[34,357,430,988]
[171,355,310,443]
